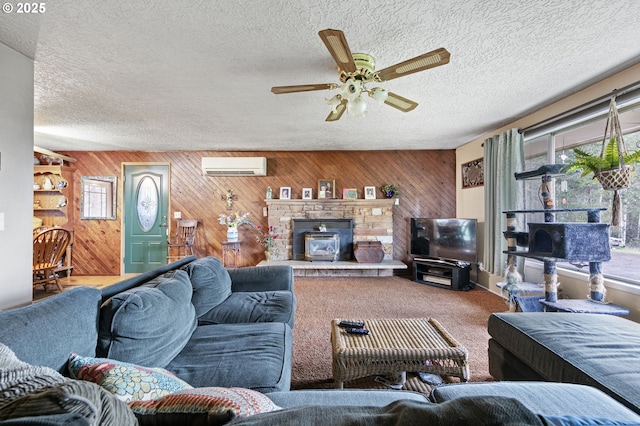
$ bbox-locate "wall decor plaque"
[462,158,484,188]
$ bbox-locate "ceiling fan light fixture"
[340,79,362,102]
[347,96,367,118]
[369,87,388,102]
[325,94,342,113]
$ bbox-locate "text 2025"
[17,3,46,13]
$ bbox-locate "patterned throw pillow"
[129,387,281,425]
[67,354,193,402]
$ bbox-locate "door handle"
[160,215,168,228]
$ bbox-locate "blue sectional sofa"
[488,311,640,414]
[2,257,640,424]
[2,256,296,394]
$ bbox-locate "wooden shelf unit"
[34,166,74,229]
[33,165,75,276]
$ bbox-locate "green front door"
[123,164,169,273]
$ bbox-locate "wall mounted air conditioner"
[201,157,267,176]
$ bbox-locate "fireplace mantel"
[265,199,397,206]
[265,198,396,261]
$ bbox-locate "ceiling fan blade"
[326,99,347,122]
[318,29,357,73]
[384,92,418,113]
[271,84,337,94]
[375,48,450,81]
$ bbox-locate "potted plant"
[256,225,279,260]
[381,184,399,198]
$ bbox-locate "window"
[81,176,117,220]
[523,102,640,285]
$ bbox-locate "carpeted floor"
[290,275,508,394]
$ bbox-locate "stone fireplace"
[265,198,395,261]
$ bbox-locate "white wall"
[456,62,640,319]
[0,43,34,309]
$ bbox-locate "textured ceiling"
[1,0,640,151]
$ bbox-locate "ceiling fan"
[271,29,450,121]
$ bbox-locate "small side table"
[222,241,241,267]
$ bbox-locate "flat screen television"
[410,218,477,264]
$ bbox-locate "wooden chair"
[167,219,198,261]
[33,228,72,292]
[33,226,48,236]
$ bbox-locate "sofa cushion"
[0,287,101,374]
[226,396,544,426]
[538,415,636,425]
[197,291,295,328]
[227,265,294,292]
[488,312,640,414]
[182,256,232,317]
[67,354,193,402]
[0,413,91,425]
[97,270,197,368]
[267,389,429,408]
[166,322,292,393]
[129,387,281,426]
[430,382,640,423]
[100,255,197,302]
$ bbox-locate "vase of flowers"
[256,225,279,260]
[218,212,253,242]
[226,227,239,242]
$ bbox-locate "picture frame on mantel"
[364,186,376,199]
[302,188,313,199]
[342,188,357,200]
[318,179,335,199]
[462,158,484,188]
[279,187,291,199]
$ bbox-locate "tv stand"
[413,258,472,290]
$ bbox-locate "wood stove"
[292,219,353,261]
[304,232,340,261]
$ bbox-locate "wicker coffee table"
[331,318,469,389]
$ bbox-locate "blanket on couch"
[0,343,135,426]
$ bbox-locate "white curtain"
[483,128,525,275]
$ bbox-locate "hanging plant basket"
[596,100,634,192]
[596,165,633,191]
[564,98,640,227]
[597,99,633,226]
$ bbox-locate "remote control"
[338,320,365,329]
[345,328,369,335]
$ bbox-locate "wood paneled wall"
[64,150,456,275]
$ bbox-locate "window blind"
[521,81,640,141]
